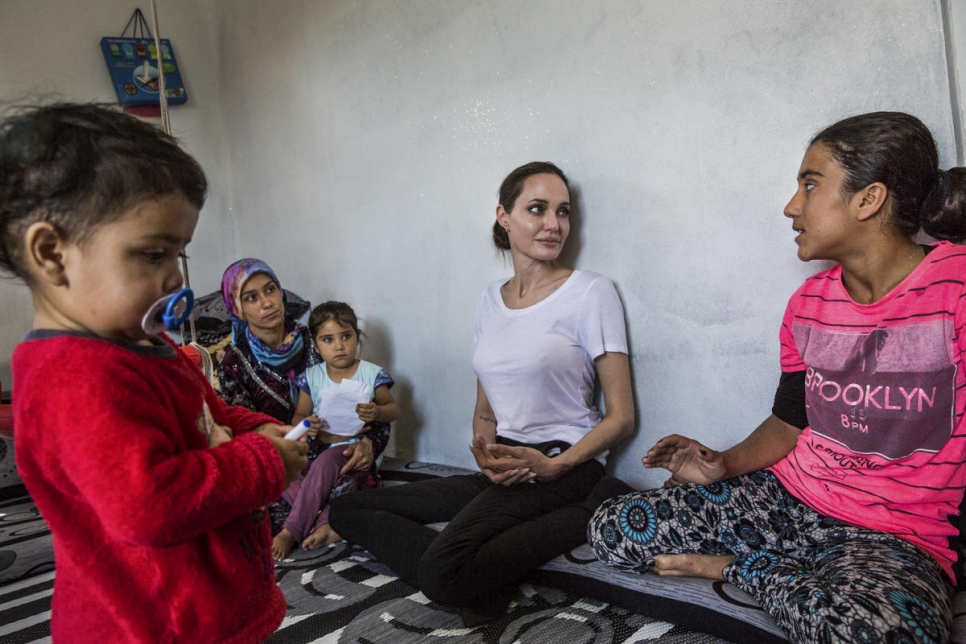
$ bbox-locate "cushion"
[531,545,786,642]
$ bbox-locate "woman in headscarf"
[218,258,388,537]
[219,258,316,422]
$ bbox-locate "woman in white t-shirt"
[330,162,634,625]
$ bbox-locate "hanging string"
[149,0,171,136]
[121,8,151,39]
[148,0,202,357]
[179,248,198,344]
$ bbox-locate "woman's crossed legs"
[330,460,604,609]
[588,471,951,644]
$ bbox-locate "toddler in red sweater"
[0,103,308,643]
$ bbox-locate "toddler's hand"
[265,434,309,484]
[356,402,378,423]
[199,401,233,448]
[304,415,327,438]
[208,423,233,448]
[255,423,289,438]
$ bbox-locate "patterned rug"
[9,457,966,642]
[0,446,731,643]
[5,439,966,642]
[0,478,732,643]
[0,535,731,644]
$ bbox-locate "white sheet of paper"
[315,379,370,436]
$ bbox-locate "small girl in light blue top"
[272,301,397,560]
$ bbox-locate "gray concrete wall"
[213,0,956,486]
[0,1,958,488]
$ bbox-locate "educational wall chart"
[100,37,187,106]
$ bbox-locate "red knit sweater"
[13,332,288,643]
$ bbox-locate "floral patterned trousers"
[587,471,952,644]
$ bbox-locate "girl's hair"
[492,161,569,250]
[0,103,208,280]
[811,112,966,242]
[309,301,361,338]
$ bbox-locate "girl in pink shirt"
[590,112,966,644]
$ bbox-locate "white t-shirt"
[299,359,393,422]
[472,270,628,463]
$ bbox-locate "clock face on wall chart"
[133,61,159,92]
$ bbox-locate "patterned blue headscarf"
[220,258,305,369]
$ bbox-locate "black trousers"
[329,459,605,607]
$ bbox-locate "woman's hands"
[470,435,536,485]
[339,437,374,475]
[470,383,542,486]
[642,434,727,487]
[488,442,571,483]
[469,434,574,485]
[643,416,802,487]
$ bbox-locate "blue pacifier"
[141,288,195,336]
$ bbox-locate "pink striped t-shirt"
[769,241,966,581]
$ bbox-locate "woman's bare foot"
[649,554,732,580]
[302,524,342,550]
[272,529,298,561]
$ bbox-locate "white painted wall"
[946,0,966,163]
[0,1,961,489]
